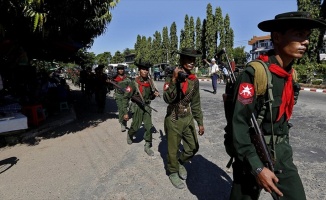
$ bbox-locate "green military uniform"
[229,54,305,200]
[163,74,203,177]
[122,75,157,153]
[113,74,131,130]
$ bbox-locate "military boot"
[144,142,154,156]
[178,163,187,180]
[127,133,133,145]
[169,173,185,189]
[121,121,126,132]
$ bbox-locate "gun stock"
[108,80,158,112]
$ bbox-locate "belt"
[264,135,288,145]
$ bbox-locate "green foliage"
[96,52,112,65]
[312,79,323,85]
[233,46,248,64]
[294,62,326,83]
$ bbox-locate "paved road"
[0,80,325,200]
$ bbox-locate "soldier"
[93,65,108,113]
[111,64,131,132]
[228,12,326,200]
[122,62,160,156]
[163,48,205,189]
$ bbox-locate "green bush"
[311,79,323,85]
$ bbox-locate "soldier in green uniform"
[122,62,160,156]
[228,12,326,200]
[163,48,205,189]
[112,64,131,132]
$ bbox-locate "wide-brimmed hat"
[134,62,152,69]
[175,48,202,58]
[258,11,326,32]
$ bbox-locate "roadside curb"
[301,87,326,93]
[198,78,326,94]
[198,78,211,82]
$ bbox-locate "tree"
[223,14,234,60]
[169,22,178,66]
[152,31,162,63]
[205,3,215,60]
[111,51,124,64]
[195,17,203,67]
[162,27,170,63]
[188,16,195,49]
[96,52,112,65]
[233,46,248,65]
[0,0,120,61]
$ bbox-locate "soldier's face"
[139,68,148,78]
[117,69,124,75]
[182,56,196,71]
[273,28,311,60]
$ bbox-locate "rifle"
[148,73,161,98]
[222,48,279,200]
[107,80,158,112]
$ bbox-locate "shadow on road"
[158,130,168,175]
[157,130,232,199]
[23,90,119,145]
[201,89,214,94]
[0,156,19,174]
[186,154,232,200]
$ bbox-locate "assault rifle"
[107,80,158,112]
[222,48,279,200]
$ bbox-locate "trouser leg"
[143,107,152,142]
[128,107,143,137]
[179,117,199,164]
[273,142,306,200]
[165,116,182,174]
[229,159,260,200]
[211,74,217,91]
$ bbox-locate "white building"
[249,34,326,61]
[248,35,273,60]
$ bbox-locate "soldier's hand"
[172,68,182,83]
[256,167,283,197]
[154,90,160,97]
[123,114,129,121]
[198,126,205,135]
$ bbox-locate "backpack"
[223,59,273,168]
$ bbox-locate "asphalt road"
[0,80,325,200]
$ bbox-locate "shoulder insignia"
[125,86,132,93]
[163,83,169,91]
[238,83,254,105]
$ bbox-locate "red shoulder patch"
[125,86,132,93]
[163,83,169,91]
[237,83,254,105]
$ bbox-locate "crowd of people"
[71,11,325,200]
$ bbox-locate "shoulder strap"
[247,60,272,98]
[247,60,274,125]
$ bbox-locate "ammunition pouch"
[167,104,190,119]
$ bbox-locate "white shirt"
[211,63,219,74]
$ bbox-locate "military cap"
[98,64,105,69]
[175,48,202,58]
[258,11,326,32]
[134,62,152,69]
[117,64,125,70]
